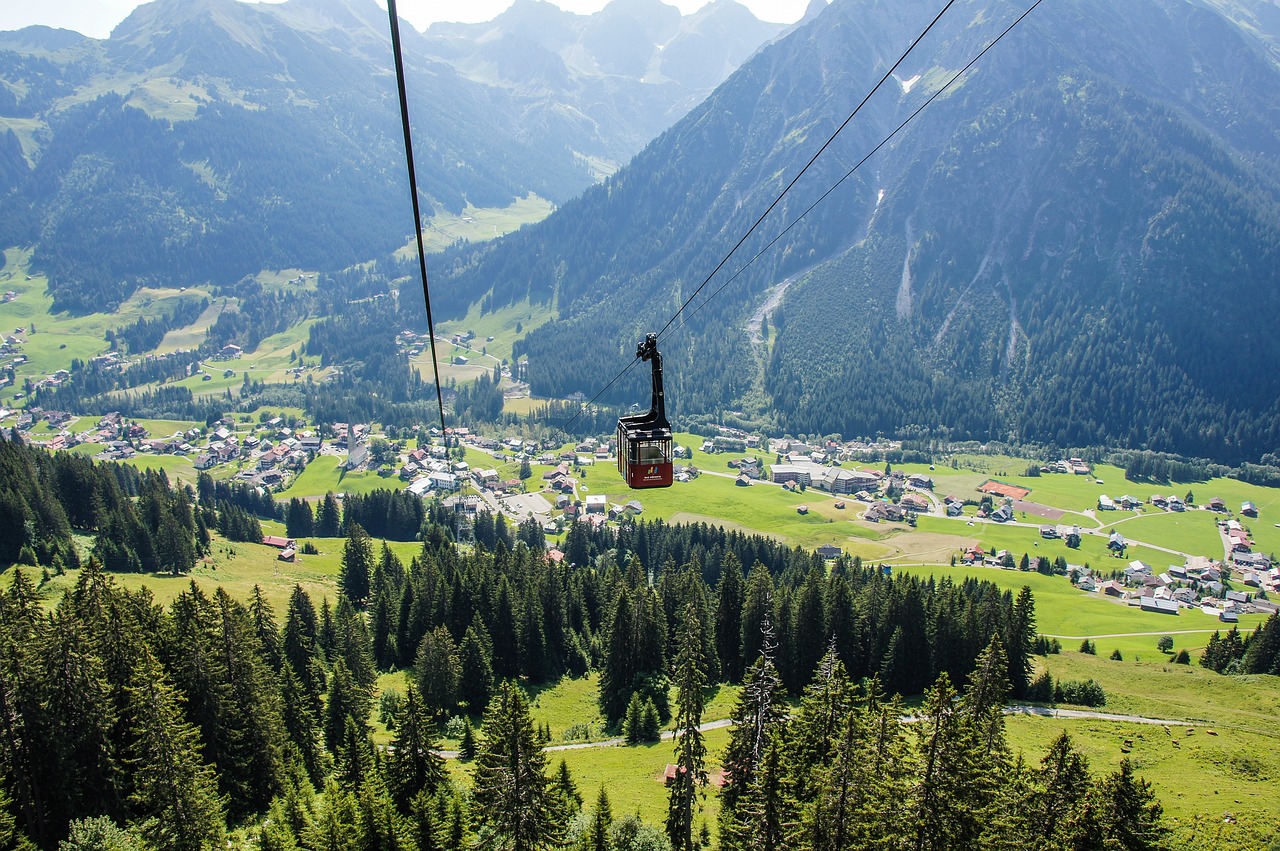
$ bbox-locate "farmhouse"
[1139,595,1179,615]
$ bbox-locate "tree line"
[1198,617,1280,675]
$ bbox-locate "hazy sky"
[0,0,812,40]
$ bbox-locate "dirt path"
[1005,705,1189,726]
[435,706,1201,759]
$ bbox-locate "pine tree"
[1030,731,1093,846]
[472,681,555,851]
[581,786,612,851]
[121,649,226,851]
[720,617,786,848]
[1008,587,1036,697]
[666,604,709,851]
[415,626,460,719]
[714,554,746,683]
[908,672,998,851]
[639,698,661,743]
[315,492,342,538]
[340,524,374,607]
[963,634,1012,757]
[385,685,446,813]
[623,692,646,746]
[549,758,582,834]
[791,568,827,694]
[458,618,495,715]
[458,719,477,760]
[739,563,775,675]
[324,659,371,754]
[333,594,377,690]
[784,644,852,803]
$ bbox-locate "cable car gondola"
[617,333,673,489]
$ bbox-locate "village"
[3,401,1276,625]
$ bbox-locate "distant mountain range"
[0,0,784,312]
[423,0,1280,463]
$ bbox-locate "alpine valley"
[5,1,1280,849]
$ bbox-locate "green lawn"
[434,297,557,365]
[1036,650,1280,733]
[912,515,1176,571]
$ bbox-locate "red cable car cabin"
[617,333,673,489]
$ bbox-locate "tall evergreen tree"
[415,626,460,719]
[339,524,374,608]
[472,681,555,851]
[121,649,226,851]
[385,685,446,814]
[908,672,998,851]
[666,603,708,851]
[720,617,786,847]
[714,554,746,683]
[315,492,342,538]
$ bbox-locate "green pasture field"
[130,417,202,438]
[1037,650,1280,733]
[8,531,344,615]
[1097,510,1225,560]
[891,565,1266,639]
[570,459,875,552]
[278,455,404,499]
[116,451,198,483]
[411,351,496,387]
[502,397,542,416]
[0,250,214,402]
[395,194,555,256]
[911,515,1175,568]
[155,299,228,353]
[434,297,557,365]
[1005,715,1280,849]
[552,725,730,832]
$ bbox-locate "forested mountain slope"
[425,0,1280,463]
[0,0,780,314]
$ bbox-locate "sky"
[0,0,812,41]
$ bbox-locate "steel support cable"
[667,0,1046,338]
[563,0,961,430]
[387,0,448,440]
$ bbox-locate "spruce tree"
[667,604,709,851]
[385,685,446,813]
[472,681,555,851]
[714,553,746,683]
[121,649,226,851]
[582,786,612,851]
[415,626,460,719]
[908,672,998,851]
[458,618,495,715]
[339,524,374,608]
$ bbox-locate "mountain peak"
[0,25,90,53]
